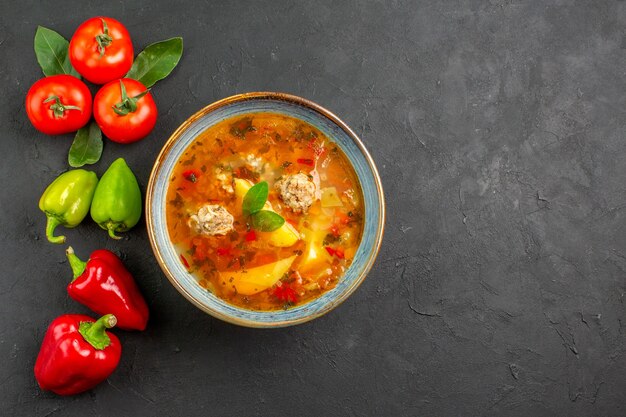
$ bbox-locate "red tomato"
[69,17,134,84]
[25,75,92,135]
[93,78,157,143]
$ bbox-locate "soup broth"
[165,112,364,311]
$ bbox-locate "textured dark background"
[1,0,624,416]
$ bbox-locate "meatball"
[188,204,234,236]
[275,173,316,213]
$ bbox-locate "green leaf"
[251,210,285,232]
[126,37,183,88]
[34,26,80,78]
[68,122,103,167]
[242,181,268,216]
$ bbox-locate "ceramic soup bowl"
[146,92,385,327]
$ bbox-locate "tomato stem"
[95,18,113,57]
[112,80,150,116]
[43,95,82,119]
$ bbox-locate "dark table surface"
[1,1,624,416]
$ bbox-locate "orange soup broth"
[166,113,364,310]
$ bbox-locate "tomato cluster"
[26,17,156,144]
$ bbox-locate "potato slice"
[299,227,332,273]
[234,178,257,206]
[321,187,343,207]
[234,178,301,247]
[265,222,300,247]
[219,255,297,295]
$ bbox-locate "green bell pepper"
[39,169,99,244]
[90,158,142,239]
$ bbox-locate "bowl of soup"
[146,92,385,327]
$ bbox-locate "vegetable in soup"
[165,112,364,310]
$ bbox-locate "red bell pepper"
[296,158,315,167]
[34,314,122,396]
[272,282,298,304]
[245,230,257,242]
[216,247,232,256]
[65,247,149,331]
[325,246,345,259]
[182,169,201,183]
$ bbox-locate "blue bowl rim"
[145,92,385,327]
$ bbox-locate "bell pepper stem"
[107,223,122,240]
[45,216,65,244]
[65,246,87,281]
[78,314,117,350]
